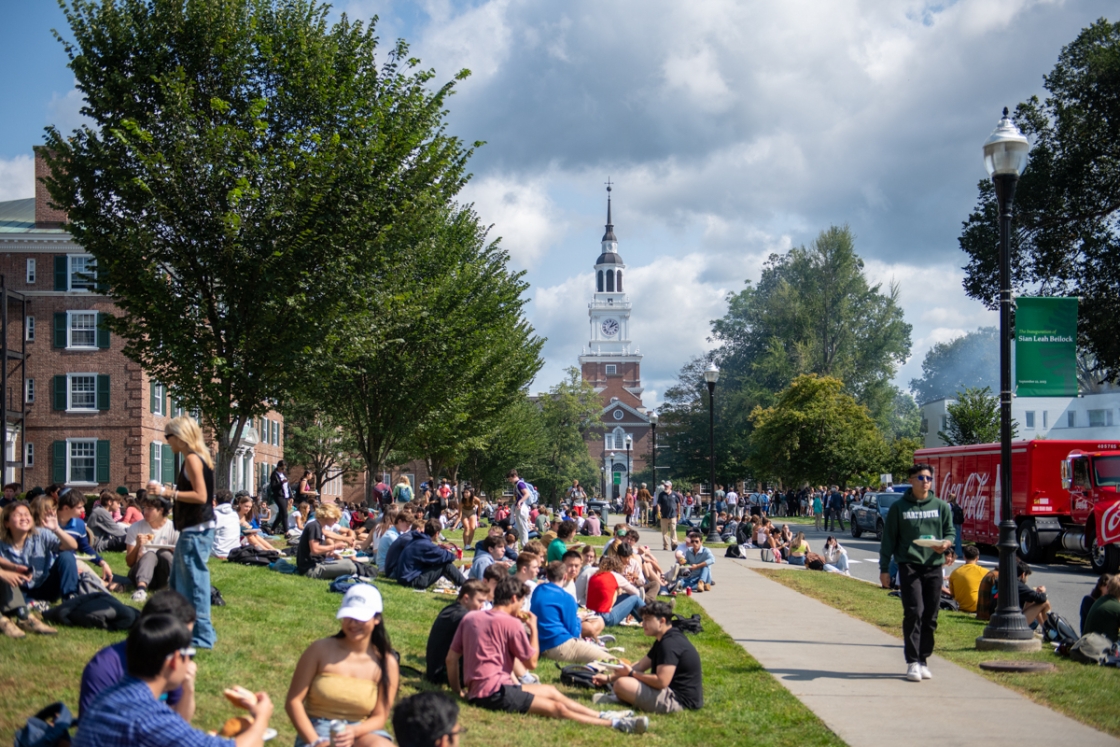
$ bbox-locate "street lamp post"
[978,108,1034,648]
[703,362,721,544]
[625,435,633,499]
[649,411,658,491]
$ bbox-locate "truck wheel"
[1088,525,1120,574]
[1017,519,1044,563]
[875,520,884,542]
[851,521,862,539]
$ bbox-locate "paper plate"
[263,728,278,742]
[146,543,177,550]
[912,538,945,548]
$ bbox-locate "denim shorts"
[294,717,393,747]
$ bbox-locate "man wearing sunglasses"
[879,463,955,683]
[74,614,275,747]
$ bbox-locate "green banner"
[613,473,621,485]
[1016,296,1078,396]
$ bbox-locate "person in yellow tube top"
[286,584,399,747]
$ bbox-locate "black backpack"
[227,545,281,566]
[735,522,753,546]
[725,544,743,558]
[671,613,703,635]
[42,593,139,631]
[1041,611,1079,650]
[559,665,608,690]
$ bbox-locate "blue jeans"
[601,594,644,627]
[788,555,806,566]
[954,524,963,558]
[294,717,393,747]
[26,551,78,602]
[681,565,712,590]
[170,528,216,649]
[827,553,850,573]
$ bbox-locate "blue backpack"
[329,575,364,594]
[15,703,72,747]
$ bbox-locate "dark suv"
[850,492,902,541]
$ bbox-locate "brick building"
[0,148,283,493]
[578,187,652,498]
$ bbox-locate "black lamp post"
[625,435,632,499]
[649,411,658,489]
[703,362,721,544]
[980,108,1033,645]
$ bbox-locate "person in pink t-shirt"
[446,577,648,734]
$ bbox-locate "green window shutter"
[53,441,67,483]
[96,440,110,483]
[150,382,157,413]
[53,312,66,348]
[96,374,110,410]
[149,442,157,482]
[53,375,67,411]
[54,256,68,291]
[96,313,110,348]
[162,444,174,484]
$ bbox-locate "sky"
[1,0,1114,408]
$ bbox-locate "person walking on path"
[826,487,845,532]
[656,483,680,551]
[879,463,954,682]
[268,461,291,536]
[507,470,533,549]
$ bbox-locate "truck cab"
[1061,450,1120,573]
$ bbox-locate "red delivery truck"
[914,440,1120,573]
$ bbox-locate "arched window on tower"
[616,270,623,292]
[597,270,604,293]
[606,269,615,293]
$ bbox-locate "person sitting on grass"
[288,500,311,542]
[235,494,279,553]
[397,519,468,590]
[0,500,79,604]
[1081,574,1111,635]
[57,489,118,588]
[469,535,510,580]
[79,589,197,720]
[425,580,491,686]
[373,511,411,573]
[86,491,127,553]
[446,576,647,734]
[680,532,716,592]
[472,525,518,562]
[512,552,542,610]
[559,550,606,639]
[787,531,810,566]
[125,494,180,602]
[385,519,425,580]
[586,555,645,627]
[821,536,850,575]
[1015,560,1051,630]
[592,601,703,714]
[211,489,242,560]
[575,544,599,606]
[297,503,363,581]
[531,560,611,664]
[1084,574,1120,643]
[74,613,274,747]
[286,584,399,747]
[392,691,463,747]
[547,521,577,563]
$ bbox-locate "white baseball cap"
[336,583,384,622]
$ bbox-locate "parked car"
[850,491,903,540]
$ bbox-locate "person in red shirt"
[446,577,647,734]
[585,555,645,627]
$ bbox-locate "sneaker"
[596,634,616,645]
[0,615,25,639]
[131,588,149,603]
[600,710,634,720]
[19,615,58,636]
[613,716,649,734]
[592,692,621,706]
[519,673,540,685]
[906,663,922,682]
[920,664,932,680]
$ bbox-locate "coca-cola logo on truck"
[938,470,991,522]
[1101,501,1120,545]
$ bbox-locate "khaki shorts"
[541,637,610,664]
[633,682,683,714]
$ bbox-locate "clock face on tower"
[601,318,620,337]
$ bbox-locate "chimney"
[33,146,67,228]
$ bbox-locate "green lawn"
[1,551,840,746]
[757,569,1120,738]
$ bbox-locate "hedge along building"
[0,148,283,494]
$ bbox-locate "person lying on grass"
[74,613,274,747]
[446,576,648,734]
[80,589,197,720]
[287,584,399,747]
[530,560,611,664]
[592,601,704,714]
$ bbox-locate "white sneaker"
[613,716,649,734]
[599,709,634,720]
[906,662,922,682]
[519,673,540,685]
[131,588,148,603]
[592,692,621,705]
[920,664,932,680]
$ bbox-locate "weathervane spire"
[602,178,617,244]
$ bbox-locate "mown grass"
[757,569,1120,738]
[2,550,838,746]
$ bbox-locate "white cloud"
[47,87,91,136]
[662,48,732,113]
[0,155,34,201]
[462,173,566,268]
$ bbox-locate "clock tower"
[580,184,651,500]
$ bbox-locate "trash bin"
[588,500,609,527]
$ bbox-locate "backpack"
[938,595,960,612]
[211,586,227,607]
[671,613,703,635]
[227,545,281,566]
[42,593,139,631]
[559,664,608,690]
[725,544,743,558]
[14,702,72,747]
[805,552,826,571]
[526,483,540,506]
[1041,612,1079,650]
[329,575,365,594]
[1070,633,1115,665]
[735,522,753,546]
[761,548,777,563]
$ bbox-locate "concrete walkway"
[637,527,1119,747]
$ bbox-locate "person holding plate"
[879,463,955,683]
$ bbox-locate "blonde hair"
[165,414,213,469]
[396,475,411,486]
[316,503,342,524]
[29,496,57,527]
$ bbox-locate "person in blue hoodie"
[396,519,468,589]
[531,561,610,664]
[56,489,116,586]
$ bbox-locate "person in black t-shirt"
[295,504,360,580]
[592,601,703,713]
[425,580,491,685]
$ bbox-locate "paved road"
[767,518,1096,624]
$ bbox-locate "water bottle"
[329,720,347,746]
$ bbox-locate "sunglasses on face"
[167,646,196,662]
[913,476,933,483]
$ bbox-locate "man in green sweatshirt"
[879,463,955,683]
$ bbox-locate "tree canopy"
[959,18,1120,383]
[937,387,1016,446]
[909,327,998,405]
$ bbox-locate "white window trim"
[24,442,33,468]
[67,310,99,350]
[25,378,34,404]
[67,372,99,413]
[152,382,167,416]
[151,440,164,481]
[68,253,97,293]
[67,437,98,486]
[25,316,34,342]
[605,364,617,375]
[26,258,36,284]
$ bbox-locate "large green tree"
[43,0,475,484]
[749,375,888,488]
[959,19,1120,383]
[909,327,999,405]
